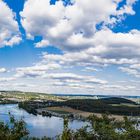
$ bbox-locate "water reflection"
[0,104,88,138]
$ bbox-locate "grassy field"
[47,108,70,114]
[46,106,125,120]
[111,103,139,107]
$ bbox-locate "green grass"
[48,110,70,114]
[111,103,139,107]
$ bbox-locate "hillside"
[60,97,140,116]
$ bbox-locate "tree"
[0,113,29,140]
[0,113,139,140]
[61,117,72,140]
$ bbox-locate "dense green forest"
[18,97,140,116]
[61,98,140,116]
[99,97,136,104]
[0,113,139,140]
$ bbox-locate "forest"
[54,97,140,116]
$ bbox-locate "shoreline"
[36,106,140,121]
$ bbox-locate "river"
[0,104,88,138]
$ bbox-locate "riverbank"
[18,97,140,121]
[0,104,89,138]
[36,106,129,121]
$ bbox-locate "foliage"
[61,118,72,140]
[0,113,28,140]
[58,114,140,140]
[18,97,140,116]
[62,98,140,116]
[0,113,139,140]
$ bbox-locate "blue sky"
[0,0,140,95]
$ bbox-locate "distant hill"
[60,97,140,116]
[0,91,140,99]
[100,97,136,105]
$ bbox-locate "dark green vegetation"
[61,115,140,140]
[47,110,70,114]
[0,100,17,104]
[18,97,140,116]
[18,101,42,115]
[0,114,139,140]
[0,92,140,140]
[100,97,136,104]
[61,97,140,116]
[0,113,29,140]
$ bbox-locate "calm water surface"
[0,104,88,138]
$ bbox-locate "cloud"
[83,67,100,72]
[0,77,16,82]
[20,0,65,39]
[88,29,140,59]
[15,63,61,78]
[0,1,21,47]
[14,63,107,85]
[101,84,137,91]
[0,0,139,95]
[42,73,107,84]
[1,65,139,95]
[35,40,50,48]
[0,68,7,73]
[42,49,138,69]
[119,66,140,78]
[130,64,140,70]
[20,0,137,50]
[20,0,140,70]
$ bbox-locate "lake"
[0,104,88,138]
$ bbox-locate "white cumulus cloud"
[0,1,21,48]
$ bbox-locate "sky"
[0,0,140,96]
